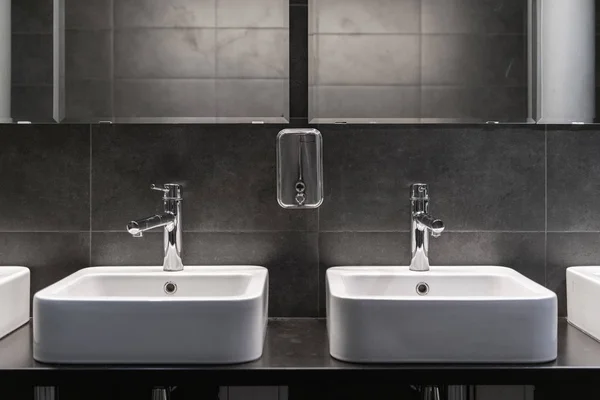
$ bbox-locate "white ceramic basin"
[33,266,268,364]
[327,266,557,363]
[0,267,30,339]
[566,266,600,341]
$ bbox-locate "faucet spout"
[127,213,176,236]
[409,183,444,272]
[414,213,445,237]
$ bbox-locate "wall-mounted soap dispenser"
[276,128,323,209]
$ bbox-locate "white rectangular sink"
[567,266,600,341]
[33,266,268,364]
[0,267,30,339]
[327,266,557,363]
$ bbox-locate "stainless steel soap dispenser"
[276,128,323,209]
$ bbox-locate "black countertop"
[2,318,600,385]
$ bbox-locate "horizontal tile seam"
[2,230,593,234]
[0,230,319,234]
[11,32,53,35]
[111,77,290,81]
[546,231,600,234]
[309,32,528,37]
[11,83,54,87]
[318,230,546,233]
[91,230,318,233]
[73,27,291,31]
[311,84,529,88]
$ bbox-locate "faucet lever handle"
[151,183,183,200]
[150,184,170,193]
[410,183,429,200]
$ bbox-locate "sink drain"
[164,281,177,295]
[416,282,429,296]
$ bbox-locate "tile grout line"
[89,124,93,266]
[1,230,595,234]
[544,124,548,286]
[418,0,422,121]
[214,0,219,119]
[318,230,547,234]
[110,0,115,119]
[0,230,589,234]
[316,207,320,317]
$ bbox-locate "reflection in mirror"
[536,0,595,123]
[53,0,289,123]
[309,0,534,124]
[0,0,9,123]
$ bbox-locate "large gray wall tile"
[66,79,113,121]
[65,0,112,29]
[115,29,216,78]
[320,125,545,232]
[216,29,288,78]
[421,0,527,34]
[92,232,163,265]
[11,85,54,122]
[547,233,600,316]
[421,35,526,86]
[311,85,420,120]
[0,233,90,297]
[316,35,420,85]
[313,0,420,34]
[12,0,53,33]
[217,0,288,28]
[217,79,288,119]
[114,79,216,119]
[91,124,316,231]
[548,128,600,231]
[421,86,529,122]
[65,30,112,80]
[115,0,216,28]
[0,125,90,231]
[12,34,53,85]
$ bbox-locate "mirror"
[309,0,534,123]
[7,0,600,124]
[8,0,290,123]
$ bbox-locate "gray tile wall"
[0,122,597,319]
[308,0,531,123]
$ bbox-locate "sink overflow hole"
[416,282,429,296]
[164,282,177,295]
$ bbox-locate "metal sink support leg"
[34,387,56,400]
[417,385,470,400]
[152,387,173,400]
[421,386,441,400]
[447,386,470,400]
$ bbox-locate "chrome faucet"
[410,183,444,272]
[126,183,183,272]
